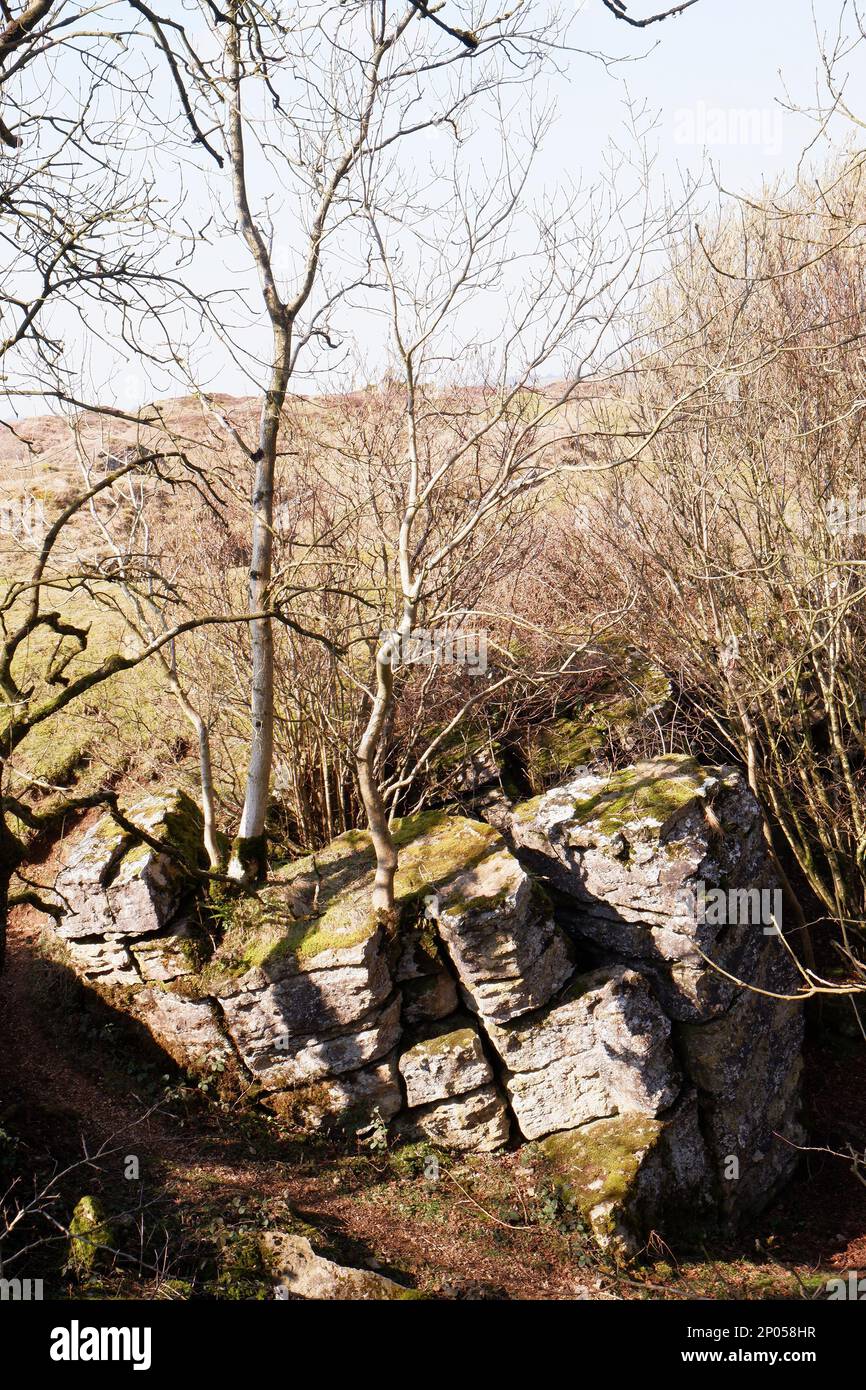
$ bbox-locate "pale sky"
[7,0,864,417]
[558,0,837,194]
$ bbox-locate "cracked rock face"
[400,969,459,1025]
[427,846,574,1023]
[398,1022,493,1108]
[51,771,804,1243]
[129,920,200,983]
[510,755,774,1022]
[397,1083,511,1153]
[214,926,394,1038]
[508,755,804,1225]
[395,925,459,1025]
[204,851,402,1089]
[678,942,805,1215]
[128,988,232,1073]
[219,989,403,1089]
[485,966,680,1142]
[397,1021,510,1151]
[54,789,201,943]
[63,935,140,987]
[266,1054,403,1133]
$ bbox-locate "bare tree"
[552,143,866,967]
[0,0,714,942]
[329,104,687,913]
[0,0,257,959]
[160,0,710,885]
[157,1,552,881]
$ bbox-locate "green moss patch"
[519,647,671,790]
[568,756,709,835]
[202,810,507,985]
[406,1026,477,1060]
[514,755,712,840]
[67,1195,115,1277]
[525,714,608,787]
[120,787,205,869]
[535,1113,662,1231]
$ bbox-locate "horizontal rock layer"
[50,762,805,1241]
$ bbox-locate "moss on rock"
[514,754,712,841]
[567,756,710,835]
[524,714,608,788]
[121,787,205,872]
[67,1195,115,1277]
[534,1114,664,1245]
[408,1026,478,1060]
[200,810,506,987]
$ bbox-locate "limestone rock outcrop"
[510,755,774,1021]
[55,791,202,947]
[486,966,680,1142]
[49,758,805,1252]
[508,754,805,1220]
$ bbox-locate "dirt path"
[0,904,594,1298]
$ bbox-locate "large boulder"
[534,1094,711,1254]
[510,755,804,1223]
[217,988,402,1089]
[678,945,805,1217]
[54,790,202,944]
[51,791,228,1073]
[510,755,775,1022]
[208,907,399,1089]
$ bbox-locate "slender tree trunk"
[170,680,222,870]
[356,637,399,916]
[196,722,221,871]
[355,355,423,915]
[229,358,289,882]
[224,11,293,883]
